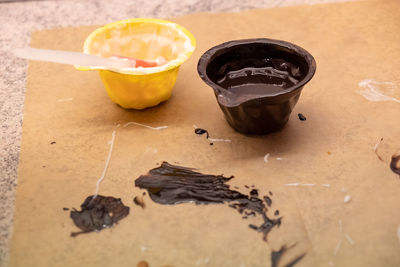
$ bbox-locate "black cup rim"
[197,38,317,100]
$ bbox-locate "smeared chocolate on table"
[271,245,306,267]
[70,195,129,237]
[135,162,281,240]
[263,195,272,207]
[390,154,400,175]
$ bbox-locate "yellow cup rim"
[79,18,196,75]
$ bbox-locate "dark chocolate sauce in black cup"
[197,38,316,134]
[216,59,302,95]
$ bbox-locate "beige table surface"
[8,0,400,266]
[0,0,352,266]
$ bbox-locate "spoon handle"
[13,47,132,69]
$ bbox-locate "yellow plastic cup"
[77,18,196,109]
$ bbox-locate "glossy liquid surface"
[217,59,302,95]
[135,162,281,240]
[70,195,130,237]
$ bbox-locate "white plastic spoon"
[14,47,134,70]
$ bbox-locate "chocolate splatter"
[250,189,259,197]
[62,207,69,211]
[194,128,209,138]
[249,224,259,230]
[271,246,287,267]
[50,141,56,145]
[285,254,306,267]
[134,196,146,209]
[390,154,400,175]
[264,196,272,207]
[70,195,129,237]
[271,245,306,267]
[297,113,307,121]
[135,162,281,240]
[274,210,280,216]
[194,128,215,145]
[244,211,256,218]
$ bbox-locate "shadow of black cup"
[197,38,316,135]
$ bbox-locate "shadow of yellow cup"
[76,18,196,109]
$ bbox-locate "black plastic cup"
[197,38,316,134]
